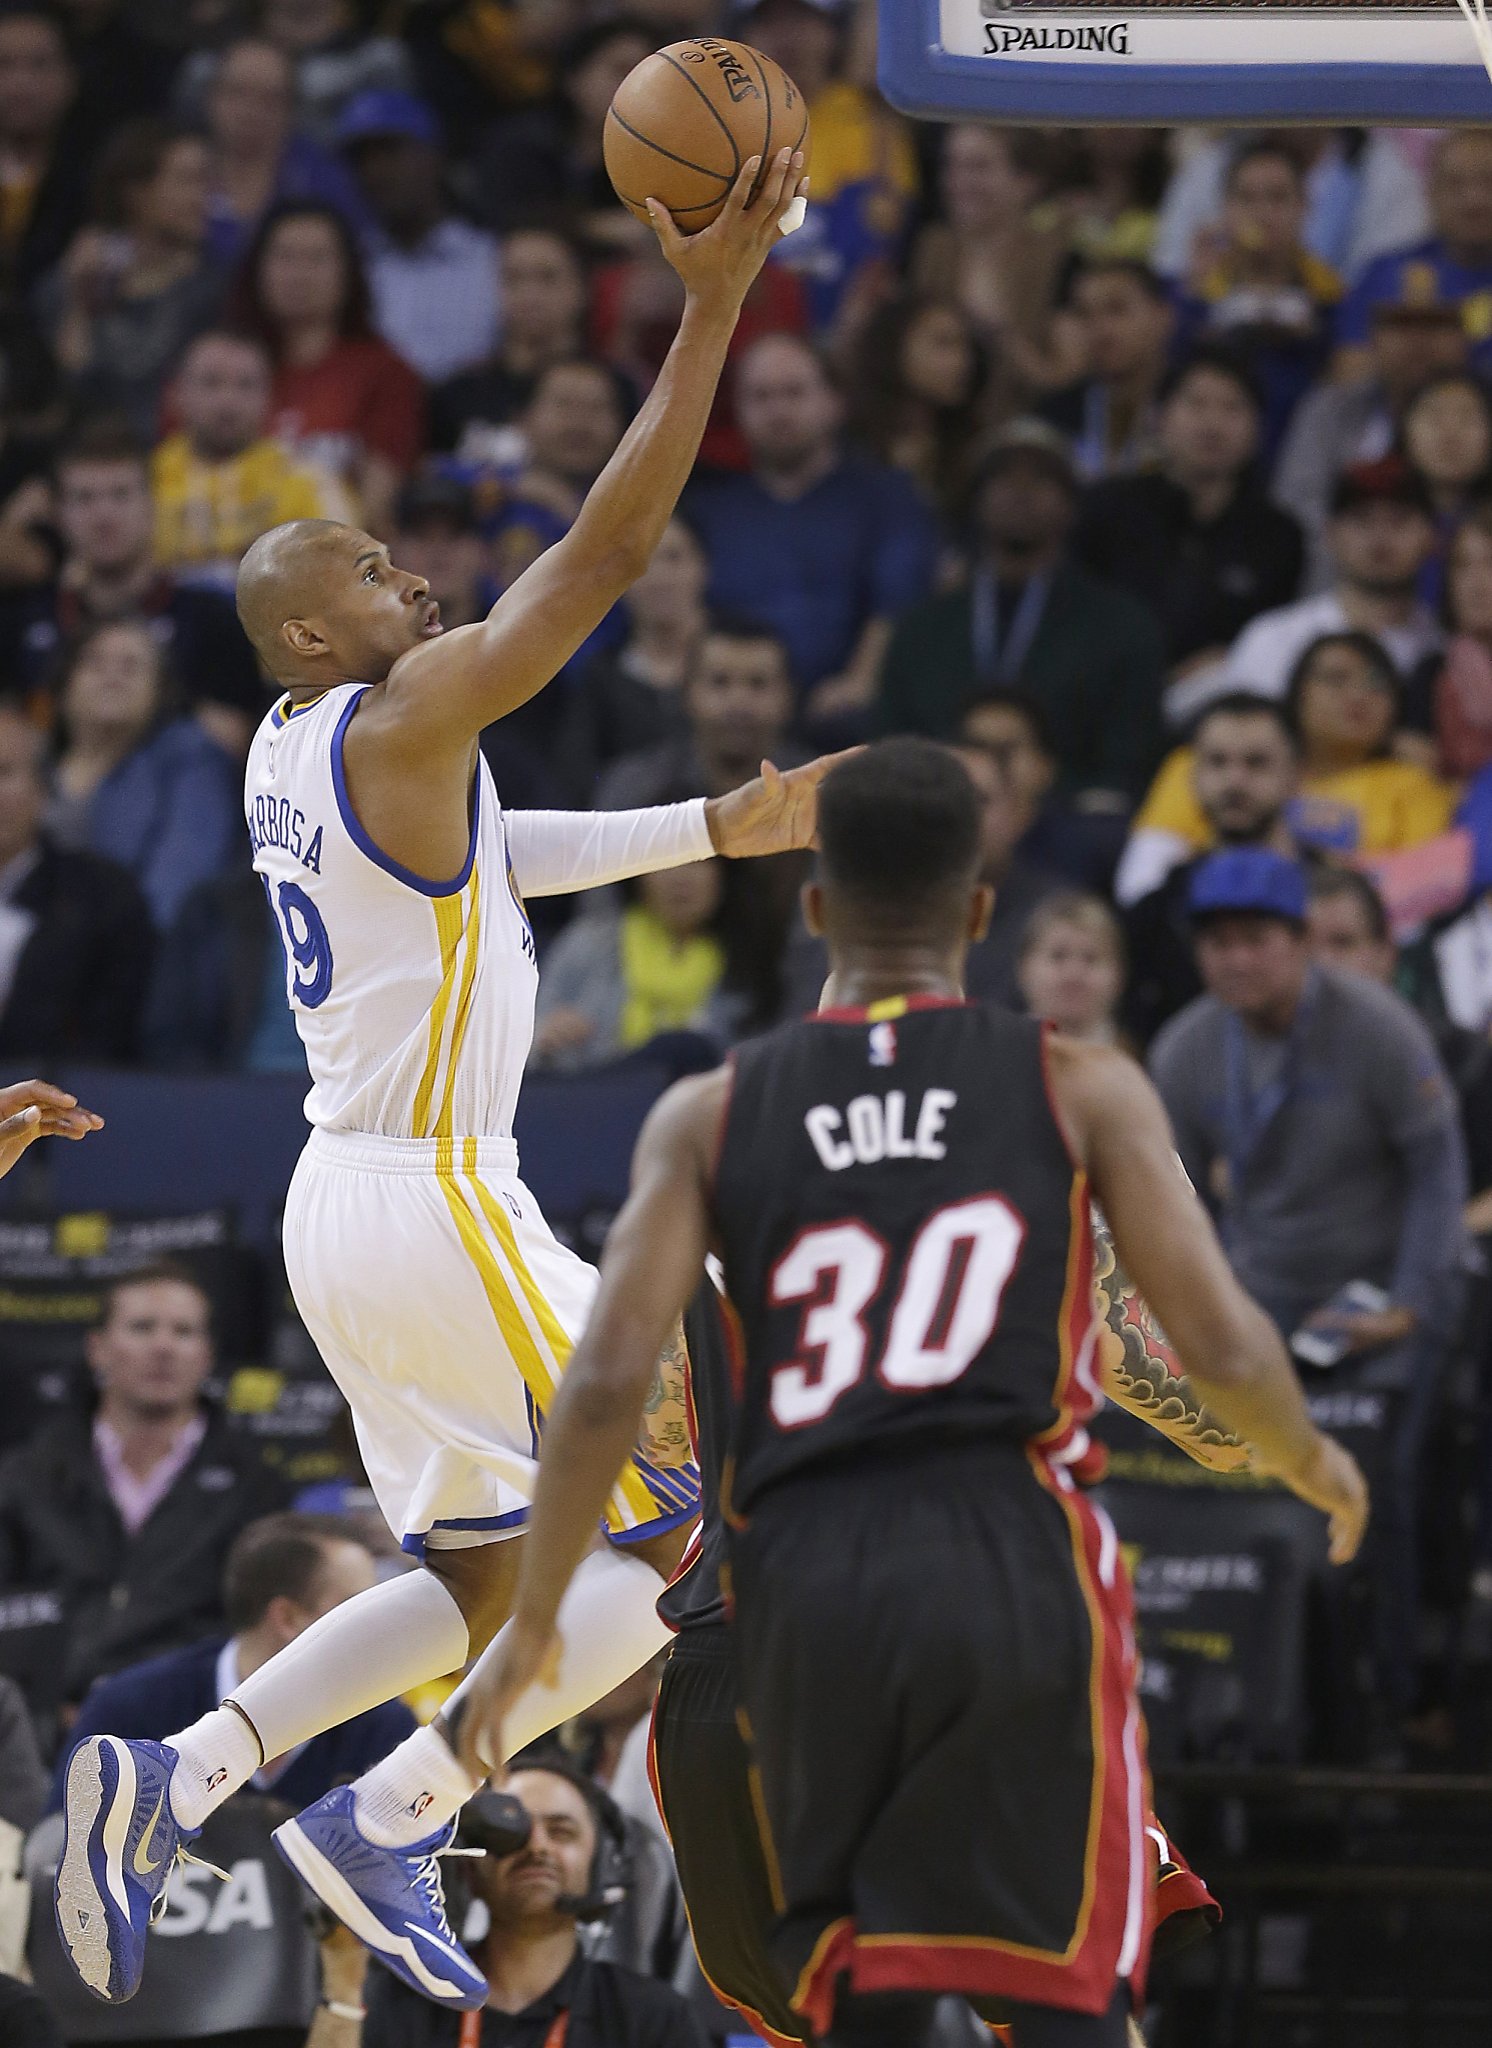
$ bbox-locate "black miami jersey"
[710,996,1101,1517]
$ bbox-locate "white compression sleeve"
[505,802,713,898]
[167,1568,471,1830]
[344,1547,671,1849]
[450,1545,671,1765]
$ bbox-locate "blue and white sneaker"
[273,1787,487,2009]
[55,1735,197,2002]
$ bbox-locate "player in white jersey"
[57,143,811,2014]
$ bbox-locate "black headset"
[458,1756,634,1922]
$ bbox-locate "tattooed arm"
[637,1321,694,1469]
[1090,1204,1252,1474]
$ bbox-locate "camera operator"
[363,1758,705,2048]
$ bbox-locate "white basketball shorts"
[282,1128,700,1557]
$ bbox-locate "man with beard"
[362,1762,705,2048]
[1224,459,1442,702]
[1121,695,1302,1041]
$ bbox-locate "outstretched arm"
[454,1069,726,1770]
[373,153,806,757]
[1089,1204,1250,1474]
[506,751,857,895]
[0,1081,102,1179]
[1049,1037,1368,1563]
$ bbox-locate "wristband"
[322,2000,367,2021]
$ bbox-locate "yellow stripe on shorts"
[439,1140,659,1533]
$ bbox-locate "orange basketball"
[604,38,810,233]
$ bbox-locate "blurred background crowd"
[2,0,1492,2043]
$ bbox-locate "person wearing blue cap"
[336,90,500,384]
[1151,842,1469,1742]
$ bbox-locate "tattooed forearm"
[1090,1205,1251,1474]
[637,1322,693,1468]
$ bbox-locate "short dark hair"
[959,687,1055,757]
[96,1257,210,1331]
[1159,345,1263,415]
[700,610,790,660]
[223,1513,368,1634]
[180,324,273,372]
[818,739,981,918]
[92,118,203,233]
[55,415,148,481]
[1225,140,1305,194]
[1191,691,1301,752]
[1307,865,1391,944]
[1071,257,1171,307]
[527,353,634,421]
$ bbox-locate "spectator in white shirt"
[336,89,499,384]
[1174,458,1443,724]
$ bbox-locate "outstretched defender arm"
[373,152,805,754]
[454,1069,726,1769]
[1089,1205,1251,1475]
[1049,1037,1368,1563]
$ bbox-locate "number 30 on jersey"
[767,1195,1026,1428]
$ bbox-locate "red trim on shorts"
[792,1916,856,2038]
[1153,1847,1221,1933]
[809,1465,1150,2022]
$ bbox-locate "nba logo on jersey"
[867,1021,897,1068]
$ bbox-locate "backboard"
[878,0,1492,124]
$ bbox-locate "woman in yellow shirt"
[1133,632,1456,864]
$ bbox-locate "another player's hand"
[647,147,807,316]
[1271,1432,1369,1565]
[0,1081,103,1180]
[705,749,859,860]
[451,1615,560,1782]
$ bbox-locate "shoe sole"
[56,1736,137,2003]
[273,1818,486,2010]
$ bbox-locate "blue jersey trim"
[399,1506,529,1559]
[271,692,330,730]
[330,686,480,899]
[606,1502,699,1548]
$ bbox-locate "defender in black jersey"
[463,741,1368,2048]
[649,1289,1221,2048]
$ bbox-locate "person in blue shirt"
[45,616,242,931]
[55,1512,416,1814]
[198,37,374,269]
[686,332,939,737]
[1335,131,1492,372]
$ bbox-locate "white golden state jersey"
[246,682,538,1139]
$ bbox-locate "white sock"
[354,1723,481,1848]
[346,1546,670,1850]
[167,1707,262,1831]
[166,1568,470,1831]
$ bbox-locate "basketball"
[604,38,810,232]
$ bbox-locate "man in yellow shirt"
[152,332,350,596]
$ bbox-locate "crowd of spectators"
[3,0,1492,2039]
